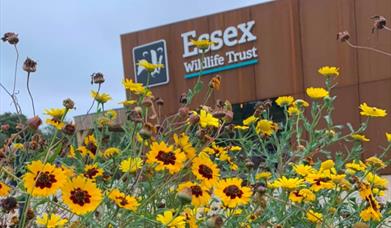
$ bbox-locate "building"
[76,0,391,197]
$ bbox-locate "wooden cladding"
[121,0,391,172]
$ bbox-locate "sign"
[181,20,259,79]
[133,40,170,87]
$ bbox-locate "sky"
[0,0,271,120]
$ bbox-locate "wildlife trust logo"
[132,39,170,87]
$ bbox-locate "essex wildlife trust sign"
[181,20,259,79]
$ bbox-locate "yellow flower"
[90,90,111,104]
[137,59,164,73]
[182,208,198,228]
[287,106,301,116]
[36,213,68,228]
[345,160,366,175]
[122,79,147,95]
[289,189,316,203]
[360,207,382,222]
[173,133,196,159]
[256,119,277,136]
[120,157,143,173]
[203,143,229,161]
[103,147,120,158]
[229,145,242,152]
[0,181,11,196]
[275,96,294,107]
[293,164,316,177]
[386,132,391,142]
[12,143,24,150]
[318,66,339,77]
[83,164,103,180]
[119,100,137,107]
[104,110,117,120]
[319,160,335,171]
[306,210,323,223]
[294,99,309,107]
[234,125,249,131]
[44,108,66,129]
[177,181,211,207]
[359,103,387,117]
[108,188,139,211]
[306,87,329,99]
[146,141,186,174]
[270,176,304,190]
[77,134,98,158]
[366,172,388,189]
[243,115,258,126]
[351,133,370,142]
[365,156,386,169]
[23,160,66,197]
[305,173,335,192]
[214,178,252,208]
[199,109,219,128]
[62,175,103,215]
[156,210,186,228]
[191,153,220,188]
[190,39,215,50]
[256,171,272,180]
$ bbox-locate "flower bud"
[91,72,105,84]
[176,187,192,204]
[23,57,37,73]
[63,98,75,109]
[27,116,42,130]
[155,97,164,106]
[142,97,153,107]
[206,215,223,228]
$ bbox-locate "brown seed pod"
[23,57,37,73]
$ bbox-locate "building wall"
[120,0,391,173]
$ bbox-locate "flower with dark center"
[215,178,252,208]
[146,141,186,174]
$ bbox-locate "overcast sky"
[0,0,270,120]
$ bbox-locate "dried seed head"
[223,111,233,123]
[336,31,350,42]
[371,15,387,33]
[28,140,39,150]
[62,123,76,135]
[27,116,42,130]
[206,215,223,228]
[142,97,153,107]
[209,75,221,90]
[178,107,189,117]
[1,32,19,45]
[1,197,18,212]
[179,93,188,104]
[91,72,105,84]
[155,97,164,106]
[63,98,75,109]
[23,57,37,73]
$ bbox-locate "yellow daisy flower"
[90,90,111,104]
[173,133,196,159]
[146,141,186,174]
[120,157,143,173]
[345,160,366,175]
[119,100,137,107]
[108,188,139,211]
[306,209,323,223]
[360,207,382,222]
[386,132,391,142]
[122,78,147,95]
[203,143,229,161]
[306,87,329,99]
[77,134,98,158]
[191,153,220,188]
[305,173,335,192]
[289,189,316,203]
[294,99,309,107]
[270,176,304,190]
[103,147,120,158]
[12,143,24,150]
[234,125,249,130]
[199,109,219,128]
[83,164,103,180]
[275,96,294,107]
[156,210,186,228]
[104,110,117,120]
[214,178,252,208]
[351,133,370,142]
[62,175,103,215]
[243,115,258,126]
[359,103,387,117]
[36,213,68,228]
[287,106,301,116]
[365,172,388,189]
[0,181,11,196]
[190,39,215,50]
[137,59,164,73]
[44,108,66,129]
[23,160,66,197]
[318,66,339,77]
[177,181,211,207]
[293,164,316,177]
[255,119,277,136]
[255,171,272,180]
[365,156,386,169]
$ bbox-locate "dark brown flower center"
[70,188,91,206]
[223,185,243,199]
[116,196,128,206]
[156,151,176,165]
[190,185,203,197]
[35,171,57,189]
[198,165,213,179]
[84,168,99,179]
[86,143,97,155]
